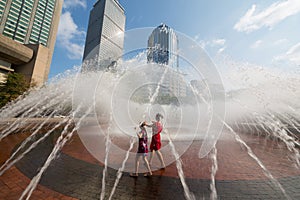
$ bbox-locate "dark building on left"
[82,0,125,71]
[0,0,63,86]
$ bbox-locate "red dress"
[150,122,163,151]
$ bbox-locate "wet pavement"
[0,130,300,200]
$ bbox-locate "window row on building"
[0,0,56,46]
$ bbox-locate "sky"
[49,0,300,80]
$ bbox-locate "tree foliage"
[0,73,30,108]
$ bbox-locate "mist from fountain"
[221,60,300,169]
[191,61,299,199]
[0,28,299,200]
[0,56,299,200]
[230,97,300,168]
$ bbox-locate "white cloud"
[58,1,87,59]
[234,0,300,33]
[193,36,227,54]
[57,12,85,59]
[63,0,87,9]
[211,39,226,54]
[194,37,227,55]
[211,39,226,46]
[250,40,263,49]
[194,36,226,47]
[274,42,300,65]
[218,47,226,54]
[285,43,300,64]
[274,38,289,45]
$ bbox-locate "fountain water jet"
[222,118,291,200]
[209,145,218,200]
[142,66,169,120]
[191,83,220,200]
[0,27,299,200]
[108,137,135,200]
[229,97,300,168]
[100,114,112,200]
[19,105,92,200]
[165,129,195,200]
[0,114,71,176]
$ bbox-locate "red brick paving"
[0,133,77,200]
[61,134,101,166]
[61,131,300,180]
[1,129,299,199]
[0,166,77,200]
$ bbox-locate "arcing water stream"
[0,28,299,200]
[209,145,218,200]
[108,138,135,200]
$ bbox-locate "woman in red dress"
[147,113,166,169]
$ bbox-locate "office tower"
[147,23,179,69]
[0,0,63,85]
[82,0,125,71]
[147,24,186,97]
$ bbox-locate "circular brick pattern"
[1,131,300,199]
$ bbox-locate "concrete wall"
[0,35,51,87]
[13,44,50,86]
[0,34,33,65]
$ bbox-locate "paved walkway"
[0,133,76,200]
[0,130,300,199]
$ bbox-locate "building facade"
[0,0,63,86]
[82,0,125,71]
[147,24,179,69]
[147,24,186,97]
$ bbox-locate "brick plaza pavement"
[0,130,299,199]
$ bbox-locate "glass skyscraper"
[0,0,60,47]
[82,0,125,71]
[147,24,186,97]
[147,24,179,69]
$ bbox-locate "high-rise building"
[147,24,179,69]
[147,24,186,97]
[82,0,125,71]
[0,0,63,85]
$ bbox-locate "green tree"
[0,73,30,108]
